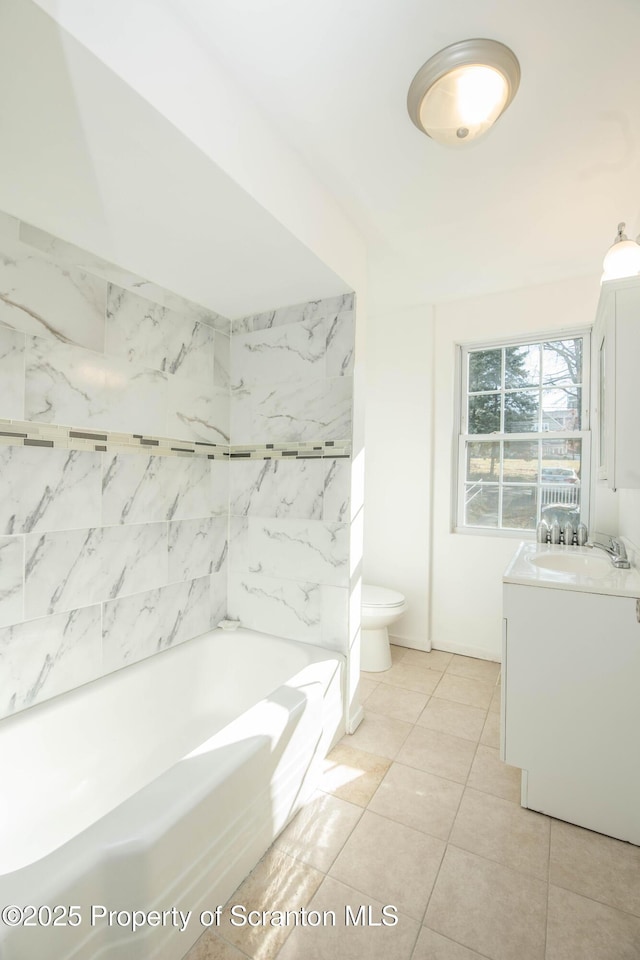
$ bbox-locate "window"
[457,333,590,534]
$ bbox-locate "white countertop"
[503,542,640,598]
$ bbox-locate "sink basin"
[528,553,612,578]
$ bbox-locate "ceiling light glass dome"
[407,39,520,146]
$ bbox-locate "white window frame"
[454,328,592,537]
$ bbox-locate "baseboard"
[430,638,501,663]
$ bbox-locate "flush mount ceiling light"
[601,222,640,282]
[407,38,520,146]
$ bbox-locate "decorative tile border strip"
[0,420,351,461]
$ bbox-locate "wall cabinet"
[593,278,640,489]
[502,582,640,844]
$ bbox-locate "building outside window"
[456,332,590,534]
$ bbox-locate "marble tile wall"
[227,451,352,653]
[0,224,230,444]
[0,210,356,717]
[0,445,229,719]
[230,296,354,444]
[0,213,231,719]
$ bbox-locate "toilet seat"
[362,584,405,608]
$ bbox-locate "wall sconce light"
[601,222,640,283]
[407,38,520,146]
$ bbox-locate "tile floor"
[185,645,640,960]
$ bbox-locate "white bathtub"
[0,627,344,960]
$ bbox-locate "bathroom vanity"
[502,542,640,844]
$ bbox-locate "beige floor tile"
[345,710,412,760]
[546,885,640,960]
[390,643,405,663]
[329,810,446,921]
[275,790,363,873]
[402,648,453,670]
[417,697,487,742]
[412,927,488,959]
[363,682,429,724]
[368,761,463,840]
[381,661,443,695]
[446,655,501,683]
[361,669,390,682]
[277,875,420,960]
[425,846,547,960]
[450,787,550,880]
[184,931,250,960]
[466,745,521,803]
[320,743,391,807]
[218,848,323,960]
[396,725,477,784]
[357,677,379,701]
[479,711,500,749]
[433,674,494,710]
[549,819,640,917]
[488,686,501,715]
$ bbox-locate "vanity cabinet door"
[502,582,640,843]
[593,278,640,489]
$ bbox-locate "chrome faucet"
[586,537,631,569]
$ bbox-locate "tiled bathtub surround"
[0,209,357,720]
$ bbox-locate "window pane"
[464,483,498,528]
[543,339,582,387]
[502,486,538,530]
[468,394,501,434]
[505,343,540,388]
[466,441,501,481]
[541,387,581,431]
[469,349,502,392]
[504,390,539,432]
[540,438,582,528]
[503,441,539,482]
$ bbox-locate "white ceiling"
[179,0,640,312]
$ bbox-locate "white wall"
[363,305,434,648]
[431,274,601,660]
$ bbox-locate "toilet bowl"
[361,584,407,672]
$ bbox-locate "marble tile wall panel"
[210,460,230,517]
[168,516,227,582]
[18,221,231,334]
[0,240,106,351]
[102,575,211,671]
[0,605,102,717]
[326,310,355,378]
[0,211,19,243]
[323,459,352,523]
[0,536,24,627]
[167,378,229,444]
[210,564,228,625]
[102,454,212,525]
[232,317,326,387]
[0,447,102,535]
[229,459,325,519]
[230,517,349,587]
[231,293,354,335]
[228,572,323,644]
[231,376,352,444]
[228,572,348,651]
[105,285,215,383]
[25,335,168,436]
[0,324,25,420]
[24,523,169,620]
[214,332,230,390]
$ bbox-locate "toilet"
[361,584,408,672]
